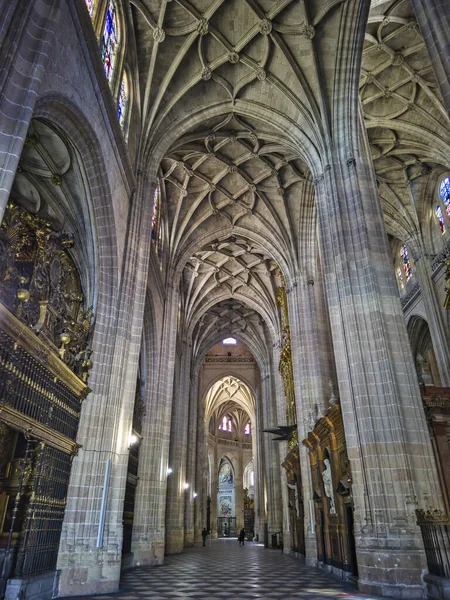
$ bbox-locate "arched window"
[436,205,446,234]
[100,1,119,84]
[397,266,404,290]
[219,416,232,431]
[117,73,129,131]
[244,421,251,435]
[85,0,96,17]
[439,176,450,216]
[151,185,160,243]
[400,245,412,282]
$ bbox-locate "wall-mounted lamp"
[193,492,198,498]
[128,431,142,449]
[183,483,190,490]
[167,468,173,475]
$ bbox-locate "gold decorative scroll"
[0,301,90,398]
[276,283,298,448]
[0,200,93,381]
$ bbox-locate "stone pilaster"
[184,368,198,546]
[260,371,283,536]
[313,117,444,596]
[131,282,180,565]
[165,342,191,554]
[210,443,218,538]
[235,451,244,531]
[57,174,152,595]
[411,0,450,116]
[194,383,206,542]
[286,264,333,565]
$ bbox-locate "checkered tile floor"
[69,539,382,600]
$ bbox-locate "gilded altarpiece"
[303,404,358,577]
[0,201,91,587]
[276,284,304,554]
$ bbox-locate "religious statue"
[287,481,300,518]
[307,408,316,431]
[322,458,337,515]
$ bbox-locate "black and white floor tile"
[67,539,382,600]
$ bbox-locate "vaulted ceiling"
[129,0,450,351]
[360,0,450,244]
[204,376,255,429]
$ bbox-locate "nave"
[70,540,381,600]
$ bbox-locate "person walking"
[238,528,245,546]
[202,528,208,546]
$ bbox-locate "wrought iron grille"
[0,330,81,440]
[15,446,71,577]
[416,509,450,579]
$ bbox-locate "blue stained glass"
[101,2,118,83]
[440,177,450,216]
[117,76,128,128]
[400,245,412,281]
[436,205,446,234]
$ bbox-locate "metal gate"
[217,517,236,537]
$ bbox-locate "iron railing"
[416,509,450,579]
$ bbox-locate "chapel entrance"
[217,517,236,538]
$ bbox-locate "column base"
[165,530,184,554]
[131,541,165,566]
[56,550,121,597]
[423,573,450,600]
[184,529,194,547]
[305,533,318,567]
[356,544,426,599]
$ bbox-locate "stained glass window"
[244,422,251,435]
[440,177,450,216]
[101,1,118,84]
[397,267,404,290]
[85,0,96,17]
[117,75,128,129]
[400,245,412,282]
[219,416,232,432]
[436,205,446,234]
[151,186,159,242]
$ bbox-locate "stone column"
[165,341,192,554]
[410,0,450,116]
[184,366,198,547]
[210,443,218,538]
[57,174,152,595]
[251,417,260,540]
[194,371,206,542]
[253,386,265,540]
[131,282,180,565]
[271,343,293,553]
[260,369,283,537]
[313,117,444,596]
[0,0,61,224]
[286,260,333,565]
[235,449,244,531]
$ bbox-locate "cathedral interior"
[0,0,449,599]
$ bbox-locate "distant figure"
[238,528,245,546]
[202,528,208,547]
[224,523,228,537]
